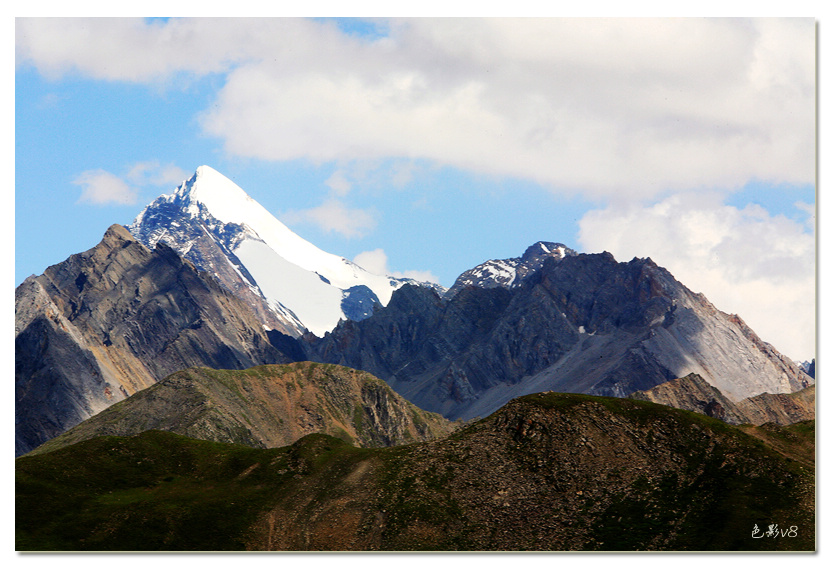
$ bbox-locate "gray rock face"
[15,225,289,456]
[304,250,812,421]
[340,285,381,321]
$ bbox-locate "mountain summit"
[445,241,577,298]
[130,166,414,337]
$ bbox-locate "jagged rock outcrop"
[16,391,814,551]
[29,362,459,455]
[629,373,749,425]
[15,225,290,456]
[630,373,815,427]
[304,250,812,420]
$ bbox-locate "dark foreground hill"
[16,392,814,551]
[29,362,458,455]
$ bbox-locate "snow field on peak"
[234,239,345,336]
[181,166,398,304]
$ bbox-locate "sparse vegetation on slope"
[28,362,458,456]
[17,392,814,551]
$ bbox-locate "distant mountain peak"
[445,241,578,299]
[520,241,576,262]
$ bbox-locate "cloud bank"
[18,17,815,359]
[17,17,815,199]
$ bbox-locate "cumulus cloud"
[281,198,377,239]
[73,169,138,205]
[577,193,815,361]
[15,18,315,83]
[352,248,389,276]
[354,248,440,284]
[17,17,814,198]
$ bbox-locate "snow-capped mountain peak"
[445,241,578,298]
[174,166,346,279]
[129,166,416,337]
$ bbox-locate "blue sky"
[14,17,817,361]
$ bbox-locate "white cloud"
[354,248,440,284]
[73,169,138,205]
[353,248,389,276]
[577,193,815,361]
[281,198,377,239]
[126,161,188,187]
[15,18,321,83]
[324,170,352,197]
[73,162,188,206]
[17,18,815,198]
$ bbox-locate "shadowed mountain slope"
[15,225,289,456]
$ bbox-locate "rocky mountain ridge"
[444,241,577,298]
[303,249,812,420]
[630,373,816,426]
[15,225,290,456]
[29,362,459,456]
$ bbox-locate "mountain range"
[15,165,816,551]
[302,249,811,420]
[15,166,814,455]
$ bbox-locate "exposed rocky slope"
[630,373,816,427]
[16,392,814,551]
[29,362,458,455]
[736,385,815,426]
[15,225,289,456]
[629,373,749,425]
[304,249,812,420]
